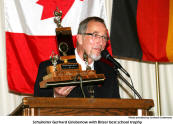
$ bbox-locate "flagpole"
[155,62,161,116]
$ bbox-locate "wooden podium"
[10,97,154,116]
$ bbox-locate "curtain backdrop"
[0,0,173,116]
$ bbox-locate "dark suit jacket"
[34,58,120,98]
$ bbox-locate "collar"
[75,48,94,71]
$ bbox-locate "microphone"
[101,50,130,77]
[101,50,142,99]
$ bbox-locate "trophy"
[39,8,105,91]
[54,8,74,56]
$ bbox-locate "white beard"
[87,47,102,61]
[89,53,101,61]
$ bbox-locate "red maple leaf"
[36,0,75,20]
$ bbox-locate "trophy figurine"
[50,51,59,71]
[54,7,62,28]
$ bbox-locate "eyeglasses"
[81,33,109,42]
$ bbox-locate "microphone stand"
[114,68,142,99]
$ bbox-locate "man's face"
[80,20,108,61]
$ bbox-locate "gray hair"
[77,16,106,34]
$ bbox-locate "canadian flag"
[4,0,112,94]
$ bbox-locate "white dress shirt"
[75,49,94,71]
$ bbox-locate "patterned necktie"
[83,52,94,98]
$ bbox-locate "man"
[34,17,120,98]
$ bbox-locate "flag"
[110,0,173,62]
[4,0,110,94]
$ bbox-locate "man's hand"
[54,86,75,97]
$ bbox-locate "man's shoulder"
[96,58,113,67]
[95,58,114,72]
[39,59,52,67]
